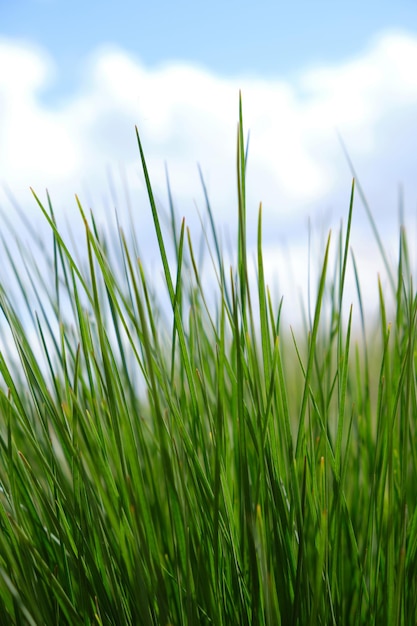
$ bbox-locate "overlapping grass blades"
[0,98,416,624]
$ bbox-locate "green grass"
[0,97,417,624]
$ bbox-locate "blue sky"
[3,1,417,101]
[1,0,417,319]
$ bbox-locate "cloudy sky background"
[1,0,417,327]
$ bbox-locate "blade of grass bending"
[30,189,92,304]
[135,126,198,414]
[135,125,173,302]
[197,164,232,313]
[337,135,395,294]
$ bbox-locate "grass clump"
[0,98,416,625]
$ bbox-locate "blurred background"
[1,0,417,326]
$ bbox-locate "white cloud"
[0,40,80,185]
[1,31,417,325]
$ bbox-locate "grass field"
[0,99,416,625]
